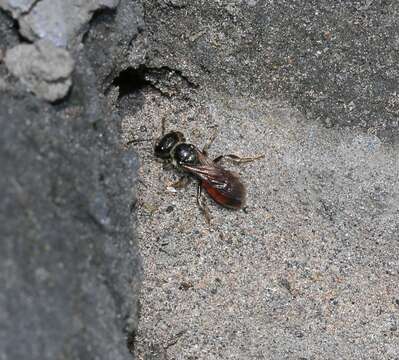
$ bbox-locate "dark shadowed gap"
[112,66,151,100]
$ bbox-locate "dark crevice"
[25,0,42,14]
[106,65,151,117]
[111,65,151,100]
[0,4,40,44]
[106,65,198,116]
[0,9,22,46]
[14,20,33,44]
[107,65,198,98]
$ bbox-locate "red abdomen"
[201,180,245,209]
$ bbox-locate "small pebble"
[166,205,174,213]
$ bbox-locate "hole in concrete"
[110,66,151,116]
[112,66,150,100]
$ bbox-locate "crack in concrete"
[23,0,40,14]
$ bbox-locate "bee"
[154,130,263,222]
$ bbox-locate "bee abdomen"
[202,180,245,209]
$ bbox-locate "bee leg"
[162,161,174,171]
[161,115,167,136]
[168,175,192,189]
[213,154,264,164]
[196,182,211,224]
[202,127,219,155]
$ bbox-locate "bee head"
[154,131,185,159]
[173,143,198,166]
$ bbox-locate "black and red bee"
[154,130,263,222]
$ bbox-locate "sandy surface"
[123,89,399,359]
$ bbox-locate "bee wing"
[179,149,225,185]
[182,163,229,187]
[182,162,246,209]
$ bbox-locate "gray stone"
[18,0,120,47]
[5,40,74,102]
[0,0,36,17]
[0,1,144,359]
[0,59,142,360]
[0,84,142,360]
[0,0,121,48]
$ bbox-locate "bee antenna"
[126,137,154,145]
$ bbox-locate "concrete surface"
[1,0,399,358]
[124,89,398,359]
[125,2,399,358]
[144,0,399,142]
